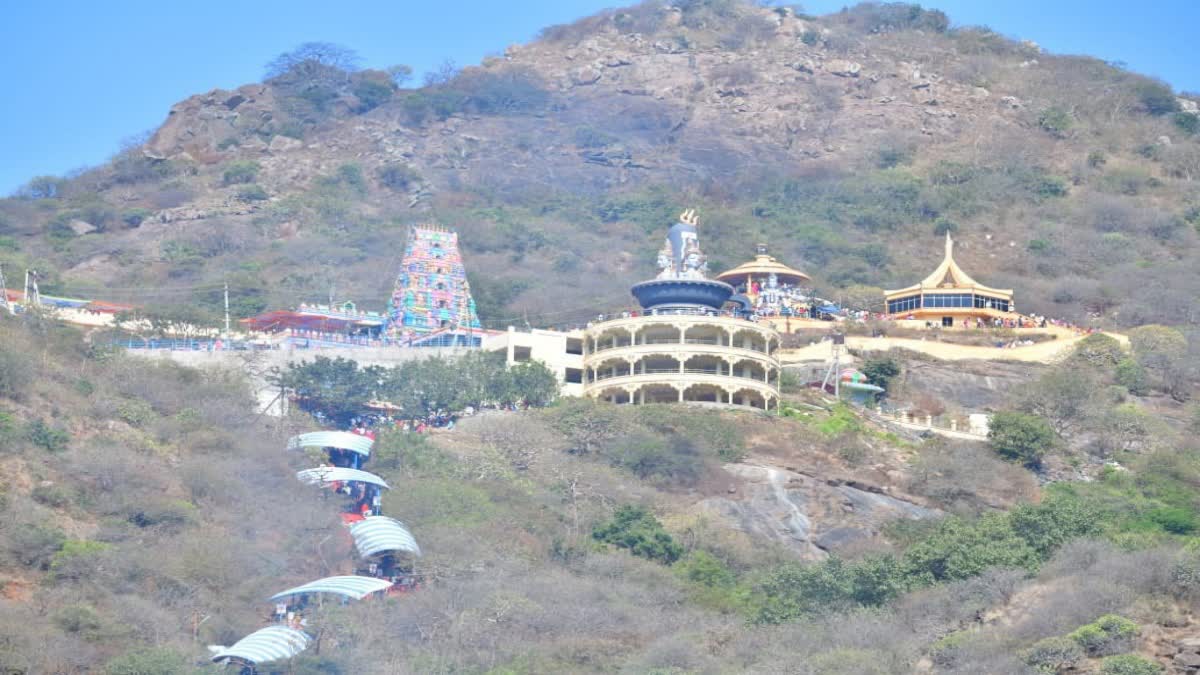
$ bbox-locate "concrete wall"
[482,327,585,397]
[132,345,473,370]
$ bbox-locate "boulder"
[825,60,861,78]
[268,135,303,153]
[1179,98,1199,114]
[570,67,602,86]
[68,219,97,236]
[1000,96,1023,109]
[789,59,816,74]
[1175,652,1200,668]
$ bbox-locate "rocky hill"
[2,1,1199,328]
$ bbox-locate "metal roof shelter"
[716,245,811,287]
[296,467,390,490]
[210,626,311,665]
[349,516,421,558]
[287,431,374,457]
[269,575,394,602]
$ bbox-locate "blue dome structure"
[632,208,734,311]
[631,278,733,311]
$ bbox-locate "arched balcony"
[731,387,769,410]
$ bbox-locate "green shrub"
[54,603,104,637]
[120,208,152,227]
[103,647,191,675]
[593,504,682,564]
[1008,494,1099,558]
[125,498,197,529]
[377,163,420,191]
[27,419,70,452]
[0,343,34,399]
[1100,654,1162,675]
[573,126,617,148]
[221,160,260,185]
[1170,545,1200,598]
[1038,107,1073,137]
[929,631,972,668]
[1135,80,1180,115]
[932,218,959,236]
[235,184,269,201]
[1174,112,1200,134]
[676,550,735,588]
[352,78,394,112]
[50,539,111,581]
[900,513,1040,584]
[31,483,72,508]
[1148,506,1197,534]
[116,398,156,428]
[1072,333,1124,367]
[1021,636,1083,671]
[1068,614,1139,656]
[372,429,454,475]
[988,411,1055,466]
[6,524,65,569]
[609,429,700,482]
[861,356,901,393]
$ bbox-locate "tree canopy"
[276,351,558,425]
[264,42,362,80]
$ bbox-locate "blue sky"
[1,0,1196,194]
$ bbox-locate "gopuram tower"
[386,226,481,342]
[580,210,781,410]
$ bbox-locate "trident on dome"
[679,208,699,226]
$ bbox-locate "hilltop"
[0,1,1197,329]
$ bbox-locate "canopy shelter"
[209,625,311,665]
[296,467,390,490]
[240,304,386,335]
[350,516,421,558]
[883,233,1014,320]
[268,575,394,603]
[716,246,811,288]
[287,431,373,457]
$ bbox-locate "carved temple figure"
[655,241,676,279]
[761,273,781,306]
[657,208,711,280]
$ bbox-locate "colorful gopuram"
[386,226,481,341]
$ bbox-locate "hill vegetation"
[2,313,1200,671]
[0,1,1197,331]
[3,2,1200,673]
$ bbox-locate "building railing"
[586,370,777,386]
[588,341,772,356]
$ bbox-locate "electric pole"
[223,281,231,338]
[0,263,9,314]
[23,270,41,309]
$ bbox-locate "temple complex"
[884,233,1014,325]
[386,226,481,342]
[579,210,782,410]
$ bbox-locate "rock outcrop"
[700,463,937,559]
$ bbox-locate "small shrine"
[716,244,811,317]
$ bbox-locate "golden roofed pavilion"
[884,233,1014,324]
[716,244,811,288]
